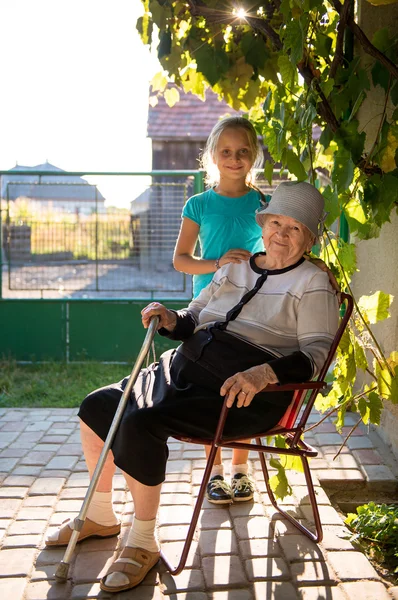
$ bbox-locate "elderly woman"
[46,181,339,593]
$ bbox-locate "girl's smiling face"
[262,214,314,267]
[213,127,254,183]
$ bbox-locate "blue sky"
[0,1,160,205]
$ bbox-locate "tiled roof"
[1,162,105,201]
[147,85,239,141]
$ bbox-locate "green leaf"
[157,30,172,59]
[283,19,304,65]
[353,340,367,371]
[371,27,390,54]
[358,291,393,324]
[195,44,229,86]
[264,160,274,186]
[278,55,296,88]
[319,125,333,150]
[332,149,354,193]
[368,392,383,426]
[335,120,365,164]
[391,81,398,106]
[314,32,332,59]
[284,149,307,181]
[269,458,292,500]
[263,91,272,113]
[164,87,180,107]
[241,33,268,70]
[371,61,390,93]
[322,186,340,227]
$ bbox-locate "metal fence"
[0,171,202,298]
[0,169,283,300]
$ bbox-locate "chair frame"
[161,293,353,575]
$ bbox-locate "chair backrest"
[276,293,353,431]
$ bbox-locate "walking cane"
[55,316,159,581]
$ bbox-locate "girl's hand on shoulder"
[219,248,252,268]
[141,302,177,331]
[307,256,341,298]
[220,364,278,408]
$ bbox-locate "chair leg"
[160,440,219,575]
[256,438,323,543]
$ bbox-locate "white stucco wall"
[354,1,398,458]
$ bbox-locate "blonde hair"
[200,117,264,188]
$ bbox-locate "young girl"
[173,116,265,504]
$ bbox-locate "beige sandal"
[100,546,160,592]
[45,517,121,547]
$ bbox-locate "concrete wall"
[353,1,398,458]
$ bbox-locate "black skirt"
[78,349,293,486]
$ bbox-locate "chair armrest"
[263,381,326,392]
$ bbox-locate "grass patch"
[0,360,131,408]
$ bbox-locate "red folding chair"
[161,293,353,575]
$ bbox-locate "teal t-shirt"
[182,188,264,297]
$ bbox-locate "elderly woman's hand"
[220,364,279,408]
[141,302,177,331]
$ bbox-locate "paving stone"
[57,444,83,456]
[298,586,346,599]
[245,556,290,581]
[65,473,90,487]
[0,422,28,432]
[326,551,379,580]
[30,564,58,581]
[8,519,47,535]
[55,499,85,512]
[360,464,396,482]
[301,504,342,526]
[339,581,392,600]
[0,578,27,598]
[24,495,58,507]
[29,477,65,495]
[346,437,374,450]
[0,497,23,518]
[33,444,62,453]
[233,516,273,539]
[198,508,232,530]
[0,547,37,576]
[314,433,344,445]
[320,445,351,455]
[44,470,74,478]
[2,475,35,486]
[0,486,28,498]
[161,568,205,593]
[158,525,190,542]
[2,534,42,547]
[202,554,247,587]
[44,456,79,470]
[35,547,66,566]
[165,460,192,474]
[199,528,238,555]
[389,586,398,600]
[40,436,68,444]
[159,493,192,506]
[161,482,191,494]
[73,549,117,583]
[315,469,364,485]
[161,541,200,568]
[320,527,355,551]
[12,466,43,477]
[253,581,299,600]
[0,448,28,458]
[17,506,54,520]
[0,518,12,529]
[229,500,265,517]
[159,505,193,526]
[0,457,19,471]
[278,534,325,562]
[164,472,191,483]
[352,448,383,465]
[239,537,280,559]
[70,582,114,599]
[324,454,359,469]
[24,580,72,600]
[290,559,336,584]
[211,591,252,600]
[1,411,28,421]
[0,432,20,444]
[21,451,55,466]
[59,487,87,499]
[25,422,52,432]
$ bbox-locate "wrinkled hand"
[307,257,341,298]
[141,302,177,331]
[220,364,279,408]
[219,248,252,268]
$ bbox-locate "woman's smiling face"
[262,214,314,267]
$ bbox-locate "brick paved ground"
[0,407,397,600]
